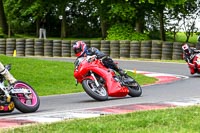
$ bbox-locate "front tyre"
[82,79,108,101]
[128,80,142,97]
[12,81,40,113]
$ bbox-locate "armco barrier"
[0,38,194,60]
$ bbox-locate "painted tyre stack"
[0,39,6,55]
[120,40,130,59]
[100,40,110,56]
[61,40,71,57]
[172,42,183,60]
[161,41,173,60]
[16,38,25,56]
[6,38,15,56]
[25,39,34,56]
[34,39,44,56]
[130,41,140,58]
[110,40,120,59]
[140,40,152,59]
[44,39,53,57]
[53,40,61,57]
[151,40,162,59]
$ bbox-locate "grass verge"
[2,105,200,133]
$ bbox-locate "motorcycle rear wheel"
[82,79,108,101]
[12,81,40,113]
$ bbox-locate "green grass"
[175,32,198,44]
[12,32,199,44]
[2,105,200,133]
[0,55,197,133]
[0,55,157,96]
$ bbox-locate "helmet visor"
[74,47,82,54]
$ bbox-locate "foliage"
[106,23,149,41]
[0,0,197,41]
[108,3,135,22]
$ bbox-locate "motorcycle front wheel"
[12,81,40,113]
[82,79,108,101]
[124,76,142,97]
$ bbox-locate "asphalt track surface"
[1,57,200,128]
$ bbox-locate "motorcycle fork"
[0,82,11,102]
[90,71,100,87]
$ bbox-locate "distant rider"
[73,41,126,76]
[182,43,200,74]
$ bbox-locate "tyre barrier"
[120,40,130,59]
[110,40,120,58]
[0,38,195,60]
[62,40,71,57]
[34,39,44,56]
[0,39,6,55]
[44,40,53,57]
[172,42,183,60]
[130,41,140,58]
[90,40,101,50]
[100,40,110,56]
[161,41,173,60]
[151,40,162,59]
[140,40,152,58]
[25,39,34,56]
[53,40,61,57]
[16,39,25,56]
[6,38,15,56]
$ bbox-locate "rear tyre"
[82,79,108,101]
[12,81,40,113]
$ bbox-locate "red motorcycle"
[73,55,142,101]
[182,43,200,74]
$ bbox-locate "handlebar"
[86,55,97,62]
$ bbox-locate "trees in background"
[0,0,8,35]
[0,0,199,42]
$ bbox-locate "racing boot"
[0,63,16,84]
[188,63,196,74]
[1,69,16,84]
[118,68,127,76]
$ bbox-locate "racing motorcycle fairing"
[74,57,129,97]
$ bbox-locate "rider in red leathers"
[73,41,126,76]
[182,43,200,74]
